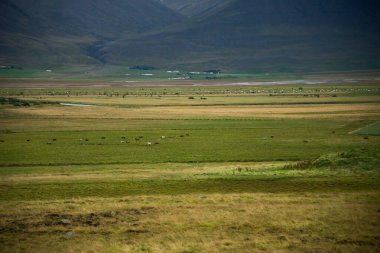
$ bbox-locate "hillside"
[1,0,380,72]
[0,0,182,36]
[106,0,380,72]
[0,0,183,66]
[156,0,233,17]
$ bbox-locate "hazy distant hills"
[1,0,380,72]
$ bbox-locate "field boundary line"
[349,120,380,134]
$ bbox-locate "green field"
[0,67,279,81]
[354,121,380,136]
[2,66,380,82]
[0,80,379,252]
[0,119,377,166]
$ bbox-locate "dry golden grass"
[0,162,285,183]
[22,94,380,106]
[2,103,380,120]
[142,103,380,118]
[1,193,379,253]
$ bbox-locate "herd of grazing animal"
[0,133,327,147]
[2,134,192,147]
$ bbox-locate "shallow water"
[193,79,358,86]
[119,79,358,87]
[60,103,94,107]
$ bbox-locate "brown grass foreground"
[1,193,379,253]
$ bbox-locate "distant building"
[204,70,221,74]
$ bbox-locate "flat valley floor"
[0,79,379,252]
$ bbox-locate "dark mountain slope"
[156,0,233,17]
[106,0,380,71]
[0,0,183,66]
[0,0,183,36]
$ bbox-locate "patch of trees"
[0,97,58,107]
[0,97,30,107]
[0,65,22,70]
[130,66,155,70]
[203,69,221,74]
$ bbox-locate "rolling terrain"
[107,0,380,71]
[1,0,380,72]
[0,0,183,66]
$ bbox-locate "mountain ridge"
[105,0,380,71]
[1,0,380,72]
[0,0,183,67]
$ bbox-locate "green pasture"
[1,148,379,201]
[354,121,380,136]
[0,66,300,81]
[0,118,378,166]
[2,66,380,83]
[1,170,379,201]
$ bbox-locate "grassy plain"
[354,121,380,136]
[0,79,379,252]
[0,67,337,81]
